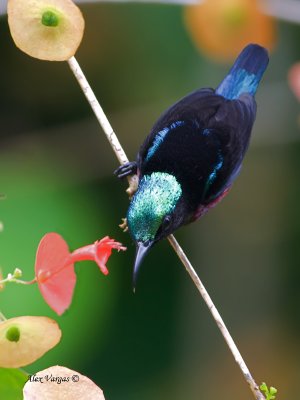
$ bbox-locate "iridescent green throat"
[127,172,182,243]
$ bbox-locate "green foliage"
[0,368,28,400]
[260,382,277,400]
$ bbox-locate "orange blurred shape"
[288,62,300,102]
[184,0,276,62]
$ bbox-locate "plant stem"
[260,0,300,25]
[0,311,7,321]
[168,235,265,400]
[68,55,265,400]
[73,0,300,25]
[13,278,37,285]
[0,276,36,286]
[67,57,138,194]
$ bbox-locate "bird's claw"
[114,162,137,179]
[115,162,139,198]
[119,218,128,232]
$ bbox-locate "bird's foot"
[126,175,139,198]
[114,162,139,198]
[114,161,137,179]
[119,218,128,232]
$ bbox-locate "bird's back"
[138,89,256,214]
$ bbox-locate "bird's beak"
[133,241,154,291]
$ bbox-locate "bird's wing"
[202,93,257,203]
[137,88,219,168]
[137,89,256,206]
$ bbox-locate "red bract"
[35,233,126,315]
[35,233,76,316]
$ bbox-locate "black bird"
[116,43,269,286]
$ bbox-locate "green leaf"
[260,382,268,391]
[270,387,278,395]
[260,382,278,400]
[0,368,28,400]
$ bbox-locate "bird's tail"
[216,44,269,100]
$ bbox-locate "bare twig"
[81,0,300,25]
[68,55,265,400]
[67,57,138,194]
[68,57,127,165]
[260,0,300,25]
[168,235,265,400]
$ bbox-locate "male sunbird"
[116,44,269,286]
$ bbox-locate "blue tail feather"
[216,44,269,100]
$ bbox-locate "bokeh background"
[1,0,300,399]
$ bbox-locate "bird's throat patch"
[127,172,182,242]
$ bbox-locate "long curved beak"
[133,241,154,291]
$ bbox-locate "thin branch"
[68,55,265,400]
[260,0,300,25]
[168,235,265,400]
[76,0,200,3]
[68,57,138,194]
[68,57,128,165]
[75,0,300,26]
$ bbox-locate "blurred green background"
[1,2,300,399]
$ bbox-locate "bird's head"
[127,172,183,287]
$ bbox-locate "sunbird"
[116,43,269,286]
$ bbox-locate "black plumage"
[139,89,256,214]
[115,44,269,284]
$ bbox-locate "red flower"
[70,236,126,275]
[35,233,126,315]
